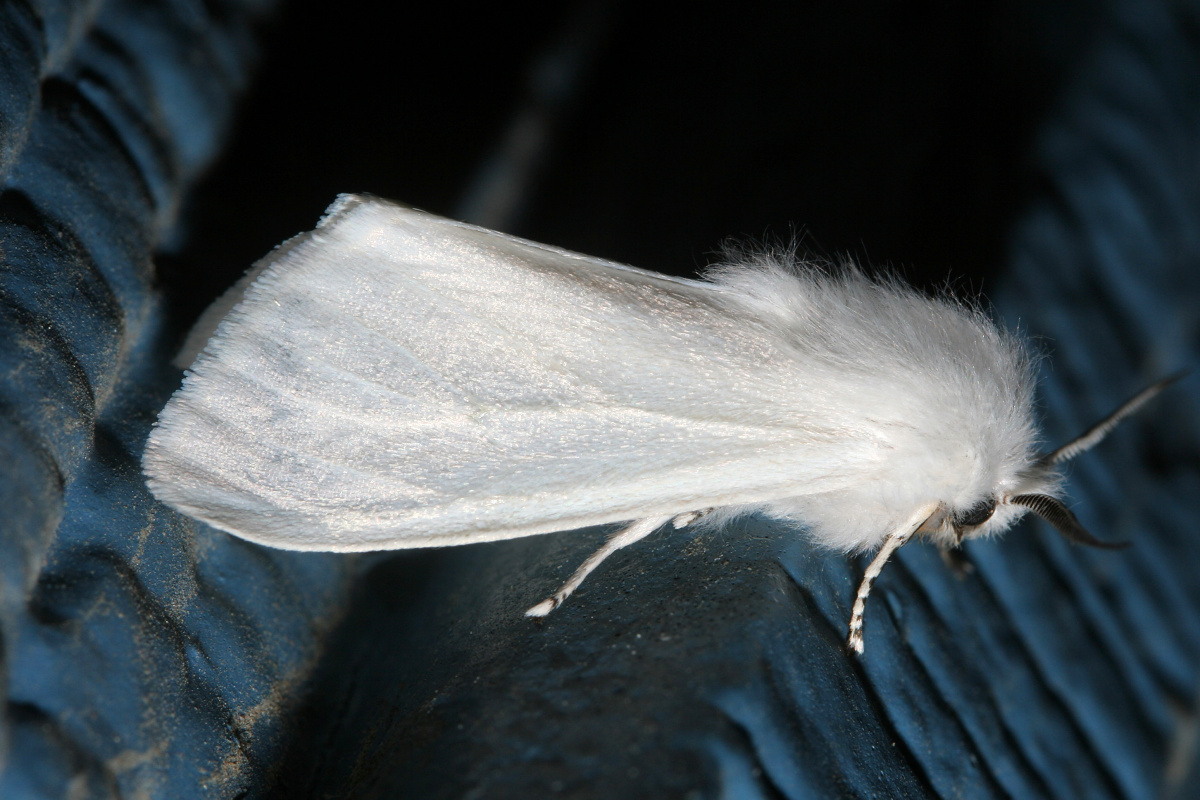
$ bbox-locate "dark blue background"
[0,1,1196,797]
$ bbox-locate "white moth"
[144,194,1171,654]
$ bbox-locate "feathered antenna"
[1010,494,1127,549]
[1040,372,1184,466]
[1014,372,1184,549]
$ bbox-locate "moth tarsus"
[845,504,932,655]
[524,598,559,618]
[525,509,711,618]
[671,509,711,529]
[524,516,672,618]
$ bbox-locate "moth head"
[918,487,1127,550]
[919,374,1182,550]
[916,493,1020,547]
[912,438,1064,548]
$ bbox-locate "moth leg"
[525,515,673,617]
[671,508,713,529]
[846,502,941,655]
[938,544,974,578]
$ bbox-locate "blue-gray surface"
[0,0,357,797]
[1,1,1198,799]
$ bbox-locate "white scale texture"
[144,195,1048,554]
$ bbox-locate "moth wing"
[143,196,872,551]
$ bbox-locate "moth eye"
[956,497,996,528]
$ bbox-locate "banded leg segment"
[526,516,673,617]
[846,503,941,655]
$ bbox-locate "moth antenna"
[1041,372,1184,465]
[1010,494,1130,549]
[526,516,672,617]
[847,503,940,655]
